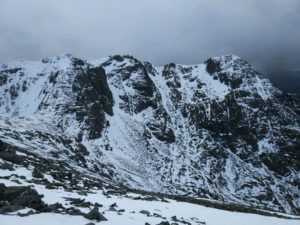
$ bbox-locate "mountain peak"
[0,54,299,214]
[205,54,251,74]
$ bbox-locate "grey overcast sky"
[0,0,299,73]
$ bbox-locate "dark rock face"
[99,54,300,214]
[102,55,176,144]
[205,58,221,74]
[105,55,158,114]
[73,66,113,139]
[0,54,113,140]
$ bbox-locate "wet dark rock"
[109,202,118,208]
[0,204,23,213]
[140,210,151,216]
[0,185,30,201]
[42,203,65,213]
[105,188,127,195]
[161,198,169,203]
[108,207,117,212]
[45,183,56,189]
[0,150,24,164]
[0,184,45,213]
[77,191,88,196]
[156,221,170,225]
[10,189,45,210]
[0,200,7,207]
[64,197,91,208]
[66,207,85,216]
[153,213,165,219]
[32,167,44,178]
[0,162,14,171]
[94,203,103,208]
[171,216,191,225]
[85,207,107,221]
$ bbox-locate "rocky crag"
[0,54,299,214]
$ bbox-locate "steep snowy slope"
[0,54,299,214]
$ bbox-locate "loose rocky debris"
[104,187,127,196]
[124,192,169,203]
[128,188,298,219]
[0,141,113,193]
[0,135,299,224]
[0,183,108,222]
[171,216,192,225]
[64,197,93,208]
[190,217,206,225]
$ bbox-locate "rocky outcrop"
[0,184,45,213]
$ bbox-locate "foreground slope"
[0,145,299,225]
[0,54,299,214]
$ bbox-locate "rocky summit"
[0,53,299,215]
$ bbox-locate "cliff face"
[0,54,299,214]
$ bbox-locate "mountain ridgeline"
[0,54,299,214]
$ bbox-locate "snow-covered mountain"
[0,54,299,215]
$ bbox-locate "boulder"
[85,207,107,221]
[140,210,151,216]
[0,184,45,213]
[32,167,44,179]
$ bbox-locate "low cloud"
[0,0,299,73]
